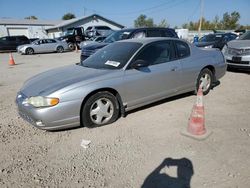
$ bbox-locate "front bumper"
[15,92,81,130]
[224,54,250,69]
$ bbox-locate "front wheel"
[68,43,75,51]
[26,48,34,55]
[81,91,119,128]
[196,68,213,95]
[56,46,64,53]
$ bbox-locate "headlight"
[204,45,213,49]
[23,96,59,108]
[222,45,228,54]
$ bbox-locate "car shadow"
[141,157,194,188]
[126,92,194,116]
[227,67,250,75]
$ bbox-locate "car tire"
[56,46,64,53]
[81,91,120,128]
[68,43,75,51]
[196,68,213,95]
[26,48,34,55]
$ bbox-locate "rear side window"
[162,30,175,37]
[176,41,190,58]
[133,41,174,66]
[46,39,56,43]
[8,37,16,42]
[147,30,161,37]
[17,36,28,41]
[132,31,146,38]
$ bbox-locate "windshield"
[103,30,133,43]
[199,34,223,42]
[64,29,74,35]
[81,42,142,69]
[239,31,250,40]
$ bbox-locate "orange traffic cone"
[181,85,212,140]
[9,53,16,66]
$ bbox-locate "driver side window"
[133,41,173,66]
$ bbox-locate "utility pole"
[198,0,204,37]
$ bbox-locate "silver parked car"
[223,30,250,69]
[79,36,107,49]
[17,39,69,55]
[16,38,226,130]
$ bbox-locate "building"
[0,18,60,38]
[0,14,124,39]
[46,14,124,38]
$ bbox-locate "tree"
[158,19,169,28]
[221,11,240,29]
[62,13,76,20]
[134,15,155,27]
[25,16,38,20]
[181,11,241,30]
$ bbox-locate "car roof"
[117,37,184,45]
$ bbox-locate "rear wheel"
[81,91,119,128]
[26,48,34,55]
[196,68,213,95]
[56,46,64,53]
[68,43,75,51]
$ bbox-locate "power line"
[84,0,179,16]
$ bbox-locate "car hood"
[21,65,113,97]
[83,43,108,50]
[227,40,250,49]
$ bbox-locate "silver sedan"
[17,39,69,55]
[16,38,226,130]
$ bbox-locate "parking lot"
[0,52,250,187]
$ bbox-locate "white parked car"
[17,39,69,55]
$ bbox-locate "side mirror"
[130,59,149,69]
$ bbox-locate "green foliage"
[221,11,240,29]
[182,11,242,30]
[25,16,38,20]
[158,19,169,28]
[62,13,76,20]
[134,15,169,28]
[134,15,155,27]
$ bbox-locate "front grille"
[227,60,249,65]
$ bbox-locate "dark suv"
[81,27,178,61]
[0,35,30,51]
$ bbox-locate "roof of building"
[0,18,60,26]
[46,14,124,31]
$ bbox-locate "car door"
[33,40,44,53]
[123,40,182,108]
[46,39,58,51]
[7,37,17,50]
[174,41,197,91]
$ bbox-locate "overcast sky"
[0,0,249,27]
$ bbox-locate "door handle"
[171,66,178,71]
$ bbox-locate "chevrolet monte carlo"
[16,38,226,130]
